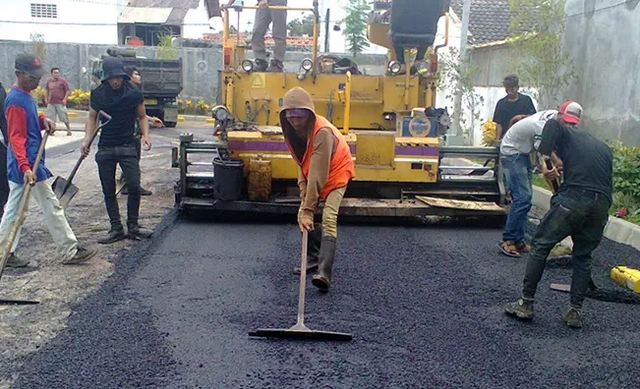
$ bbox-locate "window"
[31,3,57,19]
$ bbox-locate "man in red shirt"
[45,67,72,136]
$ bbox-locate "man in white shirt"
[498,109,558,257]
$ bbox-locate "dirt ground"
[0,124,208,388]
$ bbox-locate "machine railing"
[222,2,320,75]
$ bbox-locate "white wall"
[182,0,212,40]
[0,0,124,44]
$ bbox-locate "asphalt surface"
[6,210,640,389]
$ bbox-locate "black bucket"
[213,158,245,201]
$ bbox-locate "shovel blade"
[52,177,79,208]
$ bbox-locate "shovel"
[52,110,112,209]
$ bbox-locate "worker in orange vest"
[280,87,355,292]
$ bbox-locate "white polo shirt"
[500,110,558,156]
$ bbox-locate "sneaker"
[127,224,153,240]
[5,253,29,268]
[140,187,153,196]
[254,59,268,72]
[63,246,97,265]
[98,228,126,244]
[504,298,534,320]
[266,59,284,72]
[563,306,583,328]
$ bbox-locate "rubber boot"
[312,236,337,292]
[293,224,322,275]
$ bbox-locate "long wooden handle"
[0,132,50,280]
[296,230,309,327]
[65,110,110,185]
[544,158,559,193]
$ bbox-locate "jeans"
[0,177,78,261]
[522,188,611,308]
[95,144,141,230]
[501,153,533,243]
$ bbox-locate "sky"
[209,0,388,54]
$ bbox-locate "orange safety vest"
[290,115,355,199]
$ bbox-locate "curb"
[532,186,640,251]
[55,110,214,123]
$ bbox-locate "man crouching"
[280,87,355,292]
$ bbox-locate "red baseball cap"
[559,101,582,124]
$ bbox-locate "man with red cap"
[504,101,613,329]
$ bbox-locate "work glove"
[298,207,314,232]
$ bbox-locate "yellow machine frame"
[172,2,506,218]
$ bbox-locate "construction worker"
[280,87,355,292]
[223,0,287,72]
[1,53,97,267]
[492,75,537,142]
[497,109,560,257]
[505,101,613,329]
[82,57,153,244]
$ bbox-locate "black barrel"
[213,158,245,201]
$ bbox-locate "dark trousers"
[0,146,9,219]
[522,188,611,308]
[394,45,428,64]
[95,144,141,230]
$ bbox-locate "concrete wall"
[0,40,389,102]
[562,0,640,144]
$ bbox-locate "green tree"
[507,0,576,107]
[287,13,315,36]
[343,0,370,58]
[156,33,178,60]
[437,47,485,144]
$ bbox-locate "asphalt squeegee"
[249,230,352,341]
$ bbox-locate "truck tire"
[165,121,177,128]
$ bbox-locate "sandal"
[515,241,531,253]
[498,240,521,257]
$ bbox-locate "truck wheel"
[165,121,177,128]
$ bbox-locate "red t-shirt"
[46,77,70,105]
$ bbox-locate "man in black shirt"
[492,75,537,141]
[504,101,613,328]
[82,58,153,244]
[0,81,9,218]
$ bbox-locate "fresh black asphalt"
[7,213,640,389]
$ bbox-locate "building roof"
[123,0,221,24]
[450,0,513,45]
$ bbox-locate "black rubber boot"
[254,59,268,72]
[312,236,337,292]
[266,59,284,72]
[293,224,322,275]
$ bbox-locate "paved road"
[8,212,640,388]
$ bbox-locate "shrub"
[610,143,640,199]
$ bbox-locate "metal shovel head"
[249,327,352,341]
[52,176,79,208]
